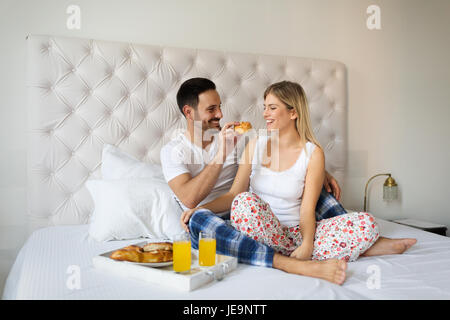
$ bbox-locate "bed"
[3,35,450,300]
[3,219,450,299]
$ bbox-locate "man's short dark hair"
[176,77,216,117]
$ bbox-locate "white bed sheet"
[3,218,450,300]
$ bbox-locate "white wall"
[1,0,449,242]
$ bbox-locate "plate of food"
[109,242,173,267]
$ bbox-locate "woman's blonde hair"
[263,81,322,155]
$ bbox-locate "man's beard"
[205,118,221,130]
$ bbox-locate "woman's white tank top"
[249,136,317,228]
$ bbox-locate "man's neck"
[185,122,215,149]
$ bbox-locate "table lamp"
[363,173,398,212]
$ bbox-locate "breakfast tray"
[92,242,238,291]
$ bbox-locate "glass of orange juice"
[199,231,216,267]
[173,232,191,273]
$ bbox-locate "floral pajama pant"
[230,192,380,262]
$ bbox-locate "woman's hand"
[180,207,202,233]
[290,242,314,261]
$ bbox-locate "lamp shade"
[383,176,398,201]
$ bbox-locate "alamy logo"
[66,5,81,30]
[367,5,381,30]
[366,264,381,289]
[66,265,81,290]
[168,122,280,174]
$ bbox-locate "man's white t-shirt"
[160,132,241,215]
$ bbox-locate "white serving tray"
[92,242,238,292]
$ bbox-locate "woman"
[182,81,416,284]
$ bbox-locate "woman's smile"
[266,119,275,128]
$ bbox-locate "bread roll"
[141,250,173,263]
[143,242,173,252]
[123,245,143,252]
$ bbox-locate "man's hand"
[290,242,314,261]
[324,171,341,201]
[180,207,202,233]
[216,122,241,161]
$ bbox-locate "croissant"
[110,249,142,262]
[234,121,252,134]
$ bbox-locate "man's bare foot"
[273,253,347,285]
[362,237,417,257]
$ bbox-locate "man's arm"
[179,137,256,232]
[168,152,226,209]
[163,122,238,209]
[324,170,341,201]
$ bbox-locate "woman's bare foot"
[300,259,347,285]
[273,253,347,285]
[362,236,417,257]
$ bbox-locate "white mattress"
[3,218,450,300]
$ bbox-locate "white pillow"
[101,144,165,181]
[86,178,185,242]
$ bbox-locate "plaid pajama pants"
[188,186,348,267]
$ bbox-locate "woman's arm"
[290,146,325,260]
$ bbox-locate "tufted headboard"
[27,34,347,230]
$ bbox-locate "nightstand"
[392,218,448,236]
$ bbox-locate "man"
[160,77,241,215]
[160,78,348,283]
